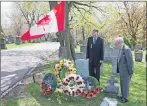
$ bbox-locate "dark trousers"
[89,62,101,83]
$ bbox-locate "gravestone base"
[104,75,119,95]
[104,85,119,95]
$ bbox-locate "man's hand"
[100,60,103,63]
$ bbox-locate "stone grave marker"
[111,48,120,74]
[135,50,143,62]
[104,48,113,63]
[7,36,15,43]
[80,45,87,58]
[104,47,119,95]
[0,38,7,49]
[100,97,118,106]
[75,59,89,77]
[75,52,84,59]
[135,44,142,50]
[104,75,119,95]
[15,36,21,45]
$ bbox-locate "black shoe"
[120,98,128,103]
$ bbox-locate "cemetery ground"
[1,56,146,106]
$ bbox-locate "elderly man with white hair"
[115,37,134,103]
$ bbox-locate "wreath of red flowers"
[82,86,100,98]
[40,82,53,95]
[40,73,57,95]
[81,76,100,98]
[62,74,85,96]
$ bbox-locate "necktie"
[93,38,96,44]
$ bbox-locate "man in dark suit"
[86,29,104,83]
[115,37,134,103]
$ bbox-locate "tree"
[0,26,5,37]
[15,2,49,29]
[117,2,145,49]
[49,1,105,60]
[15,2,50,42]
[6,10,24,37]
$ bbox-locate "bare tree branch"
[73,3,99,28]
[73,1,104,12]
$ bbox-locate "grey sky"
[1,2,13,27]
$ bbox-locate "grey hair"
[115,37,124,45]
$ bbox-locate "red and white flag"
[20,1,65,41]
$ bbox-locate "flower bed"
[40,59,100,98]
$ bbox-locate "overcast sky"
[1,2,13,27]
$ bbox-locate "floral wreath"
[53,59,77,80]
[40,73,57,95]
[62,74,85,96]
[81,76,100,98]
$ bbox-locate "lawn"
[1,60,146,106]
[5,42,40,49]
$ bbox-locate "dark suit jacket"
[86,36,104,65]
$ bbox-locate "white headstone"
[100,97,118,106]
[75,59,89,77]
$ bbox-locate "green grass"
[6,43,40,49]
[1,60,146,106]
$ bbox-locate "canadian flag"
[20,1,65,41]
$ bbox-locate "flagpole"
[63,1,67,47]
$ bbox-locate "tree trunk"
[82,26,85,40]
[49,1,75,60]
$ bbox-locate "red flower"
[69,77,74,80]
[77,81,82,85]
[63,82,68,86]
[86,94,91,98]
[64,90,66,93]
[91,89,95,93]
[84,93,88,98]
[64,90,68,93]
[81,92,84,96]
[76,91,78,95]
[76,76,79,80]
[95,86,99,91]
[77,89,81,93]
[66,79,70,82]
[86,93,93,98]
